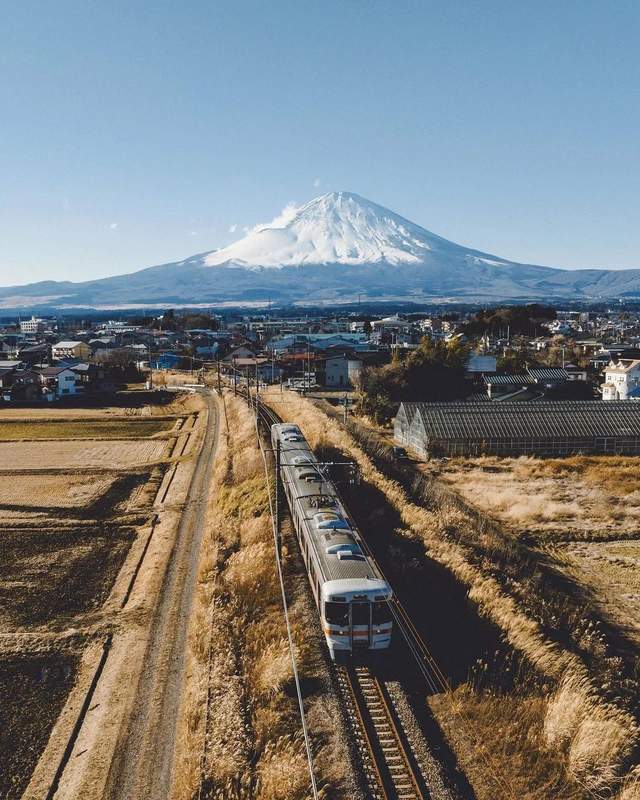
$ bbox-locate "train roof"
[274,423,385,586]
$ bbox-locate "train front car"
[322,579,393,659]
[272,422,394,660]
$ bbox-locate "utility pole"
[343,393,348,425]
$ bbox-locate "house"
[52,340,92,361]
[268,333,367,354]
[3,370,41,403]
[324,355,363,388]
[563,363,588,382]
[17,343,50,365]
[230,357,282,383]
[0,367,17,391]
[38,366,78,398]
[223,345,257,363]
[601,360,640,400]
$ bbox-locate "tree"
[356,337,470,424]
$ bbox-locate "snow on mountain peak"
[204,191,454,269]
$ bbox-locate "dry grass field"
[435,455,640,539]
[549,539,640,649]
[0,438,168,469]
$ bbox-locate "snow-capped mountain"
[1,191,640,310]
[204,192,460,268]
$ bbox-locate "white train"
[271,423,393,659]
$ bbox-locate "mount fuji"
[3,191,640,310]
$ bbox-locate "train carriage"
[272,423,393,658]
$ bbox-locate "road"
[105,388,220,800]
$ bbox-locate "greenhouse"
[394,401,640,458]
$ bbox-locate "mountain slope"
[1,191,639,309]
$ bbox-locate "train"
[271,422,393,659]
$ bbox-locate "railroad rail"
[245,388,430,800]
[335,664,427,800]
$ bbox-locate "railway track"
[335,663,428,800]
[246,388,431,800]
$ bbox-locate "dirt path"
[104,390,220,800]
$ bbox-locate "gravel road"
[105,389,220,800]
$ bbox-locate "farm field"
[0,473,118,509]
[0,390,205,798]
[0,526,135,628]
[0,418,173,439]
[0,438,168,469]
[0,655,76,800]
[431,453,640,716]
[434,455,640,539]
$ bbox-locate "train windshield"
[324,602,349,627]
[372,602,393,625]
[351,602,370,626]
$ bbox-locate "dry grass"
[436,455,640,539]
[547,539,640,650]
[262,389,640,798]
[430,683,592,800]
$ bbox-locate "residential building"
[601,360,640,400]
[38,367,78,398]
[325,355,363,388]
[52,340,92,361]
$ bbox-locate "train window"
[351,603,370,626]
[372,602,393,625]
[324,602,349,627]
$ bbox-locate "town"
[3,304,640,407]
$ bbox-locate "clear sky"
[1,0,639,285]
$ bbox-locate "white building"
[601,359,640,400]
[20,316,46,334]
[324,355,363,388]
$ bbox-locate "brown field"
[0,655,77,800]
[0,438,168,469]
[0,527,134,628]
[0,473,117,509]
[435,455,640,539]
[0,418,172,440]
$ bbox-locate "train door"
[350,602,371,649]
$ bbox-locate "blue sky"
[1,0,639,284]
